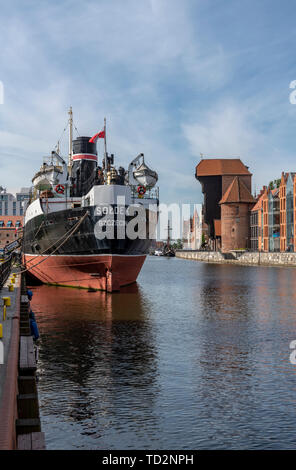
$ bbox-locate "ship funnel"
[71,136,98,197]
[72,136,97,162]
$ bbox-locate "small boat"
[154,249,163,256]
[163,247,175,257]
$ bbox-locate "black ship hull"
[23,205,156,291]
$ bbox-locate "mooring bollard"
[2,297,11,307]
[8,284,14,292]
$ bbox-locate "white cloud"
[0,0,294,203]
[182,103,262,158]
[181,98,296,193]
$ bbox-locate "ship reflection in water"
[31,257,296,449]
[32,282,158,449]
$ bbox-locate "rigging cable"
[19,211,89,274]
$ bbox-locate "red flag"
[89,130,105,143]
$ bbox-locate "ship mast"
[104,117,107,183]
[68,106,73,167]
[167,219,171,247]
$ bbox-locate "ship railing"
[41,155,63,170]
[131,186,159,200]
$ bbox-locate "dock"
[0,255,45,450]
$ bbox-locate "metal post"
[104,117,107,183]
[68,106,73,167]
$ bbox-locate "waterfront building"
[182,207,202,250]
[0,187,30,216]
[250,187,266,251]
[260,186,280,252]
[182,218,192,249]
[251,185,281,252]
[268,187,280,251]
[0,187,29,249]
[190,207,202,250]
[0,215,23,248]
[219,176,255,252]
[195,158,254,252]
[250,174,296,252]
[294,175,296,251]
[279,172,295,252]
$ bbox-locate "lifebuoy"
[55,184,65,194]
[137,185,146,196]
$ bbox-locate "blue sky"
[0,0,296,204]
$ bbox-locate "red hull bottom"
[23,254,146,292]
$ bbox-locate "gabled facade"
[279,172,287,252]
[250,187,266,251]
[279,172,295,252]
[251,173,296,253]
[294,174,296,250]
[182,207,202,250]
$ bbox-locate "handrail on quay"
[0,257,45,450]
[0,255,13,289]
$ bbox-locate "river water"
[29,257,296,449]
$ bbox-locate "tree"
[172,239,183,250]
[269,179,281,190]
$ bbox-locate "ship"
[162,220,175,257]
[22,108,159,292]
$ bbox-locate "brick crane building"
[195,158,255,252]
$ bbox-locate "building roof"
[279,172,296,185]
[196,158,251,177]
[271,187,279,196]
[251,191,265,212]
[214,219,221,237]
[219,176,255,204]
